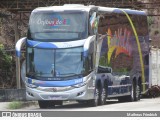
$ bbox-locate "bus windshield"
[26,47,84,79]
[28,11,88,41]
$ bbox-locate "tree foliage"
[0,43,14,88]
[0,44,12,70]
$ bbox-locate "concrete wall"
[150,47,160,86]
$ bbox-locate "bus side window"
[84,53,94,74]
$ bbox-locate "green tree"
[0,44,12,70]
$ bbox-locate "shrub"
[8,101,23,109]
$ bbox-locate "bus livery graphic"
[107,27,132,65]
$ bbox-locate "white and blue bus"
[16,5,149,108]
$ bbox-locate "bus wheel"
[77,100,88,104]
[134,83,141,101]
[128,81,137,102]
[99,86,107,105]
[88,87,100,107]
[38,100,55,109]
[118,96,126,102]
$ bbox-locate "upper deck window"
[28,11,88,42]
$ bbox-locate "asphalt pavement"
[0,102,10,110]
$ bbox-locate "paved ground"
[0,102,10,110]
[0,97,160,111]
[1,97,159,111]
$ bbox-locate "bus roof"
[98,6,147,16]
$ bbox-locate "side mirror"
[98,66,112,73]
[106,67,112,73]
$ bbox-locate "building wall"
[150,48,160,86]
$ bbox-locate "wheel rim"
[95,88,99,105]
[101,88,106,104]
[131,84,134,101]
[136,85,140,100]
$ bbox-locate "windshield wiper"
[59,73,82,77]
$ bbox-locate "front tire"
[99,86,107,105]
[38,100,55,108]
[77,100,88,104]
[88,87,100,107]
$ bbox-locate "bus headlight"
[26,83,38,88]
[73,82,87,88]
[25,78,38,88]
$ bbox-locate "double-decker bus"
[16,4,149,108]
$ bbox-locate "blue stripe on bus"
[27,40,58,48]
[27,78,83,87]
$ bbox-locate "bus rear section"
[97,8,149,102]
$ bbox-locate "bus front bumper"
[26,84,95,101]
